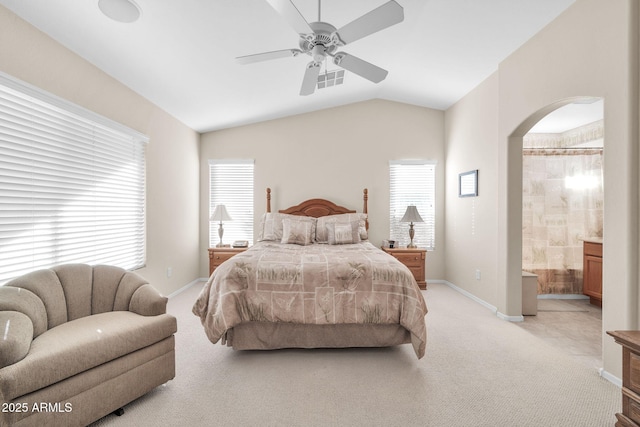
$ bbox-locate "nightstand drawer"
[630,352,640,395]
[211,251,236,266]
[393,253,425,267]
[628,397,640,426]
[208,247,248,275]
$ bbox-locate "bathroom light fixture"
[98,0,141,23]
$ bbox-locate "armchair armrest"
[129,284,168,316]
[0,311,33,369]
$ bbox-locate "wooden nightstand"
[208,247,248,276]
[607,330,640,426]
[382,247,427,289]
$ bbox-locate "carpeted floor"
[91,282,620,427]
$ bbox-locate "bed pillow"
[259,212,317,242]
[257,212,271,241]
[316,213,368,243]
[281,218,315,246]
[326,221,361,245]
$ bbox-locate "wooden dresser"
[208,247,248,276]
[381,247,426,290]
[583,239,603,306]
[607,330,640,427]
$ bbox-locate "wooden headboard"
[266,188,368,225]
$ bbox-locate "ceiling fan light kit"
[236,0,404,96]
[317,69,344,90]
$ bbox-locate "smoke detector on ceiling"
[98,0,141,23]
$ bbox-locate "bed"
[192,188,428,358]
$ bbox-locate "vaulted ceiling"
[0,0,576,133]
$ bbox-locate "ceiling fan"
[236,0,404,96]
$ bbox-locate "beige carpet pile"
[91,282,620,426]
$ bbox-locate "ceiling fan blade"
[335,1,404,45]
[333,52,388,83]
[236,49,301,65]
[266,0,314,35]
[300,62,321,96]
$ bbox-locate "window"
[0,72,148,285]
[389,160,436,250]
[209,160,254,247]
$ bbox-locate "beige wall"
[445,0,638,378]
[200,99,445,279]
[445,73,500,307]
[0,6,201,296]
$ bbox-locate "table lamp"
[400,205,423,248]
[210,204,232,247]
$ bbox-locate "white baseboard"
[436,280,497,313]
[496,311,525,322]
[599,368,622,388]
[167,277,206,299]
[436,280,524,322]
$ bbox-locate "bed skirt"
[223,322,412,351]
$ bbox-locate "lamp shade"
[210,204,232,222]
[400,205,424,223]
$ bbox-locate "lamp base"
[217,222,224,248]
[407,223,416,249]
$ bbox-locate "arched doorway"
[518,98,604,368]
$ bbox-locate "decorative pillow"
[316,213,368,243]
[259,212,317,242]
[281,219,314,246]
[257,213,269,241]
[326,221,361,245]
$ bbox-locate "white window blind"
[209,160,254,247]
[389,160,436,250]
[0,72,148,285]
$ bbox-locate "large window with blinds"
[389,160,436,250]
[0,72,148,285]
[209,160,254,247]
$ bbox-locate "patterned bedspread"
[192,241,428,358]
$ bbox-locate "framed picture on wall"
[459,169,478,197]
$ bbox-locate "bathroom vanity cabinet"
[583,239,602,307]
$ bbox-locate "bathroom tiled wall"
[522,121,603,294]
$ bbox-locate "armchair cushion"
[0,311,33,369]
